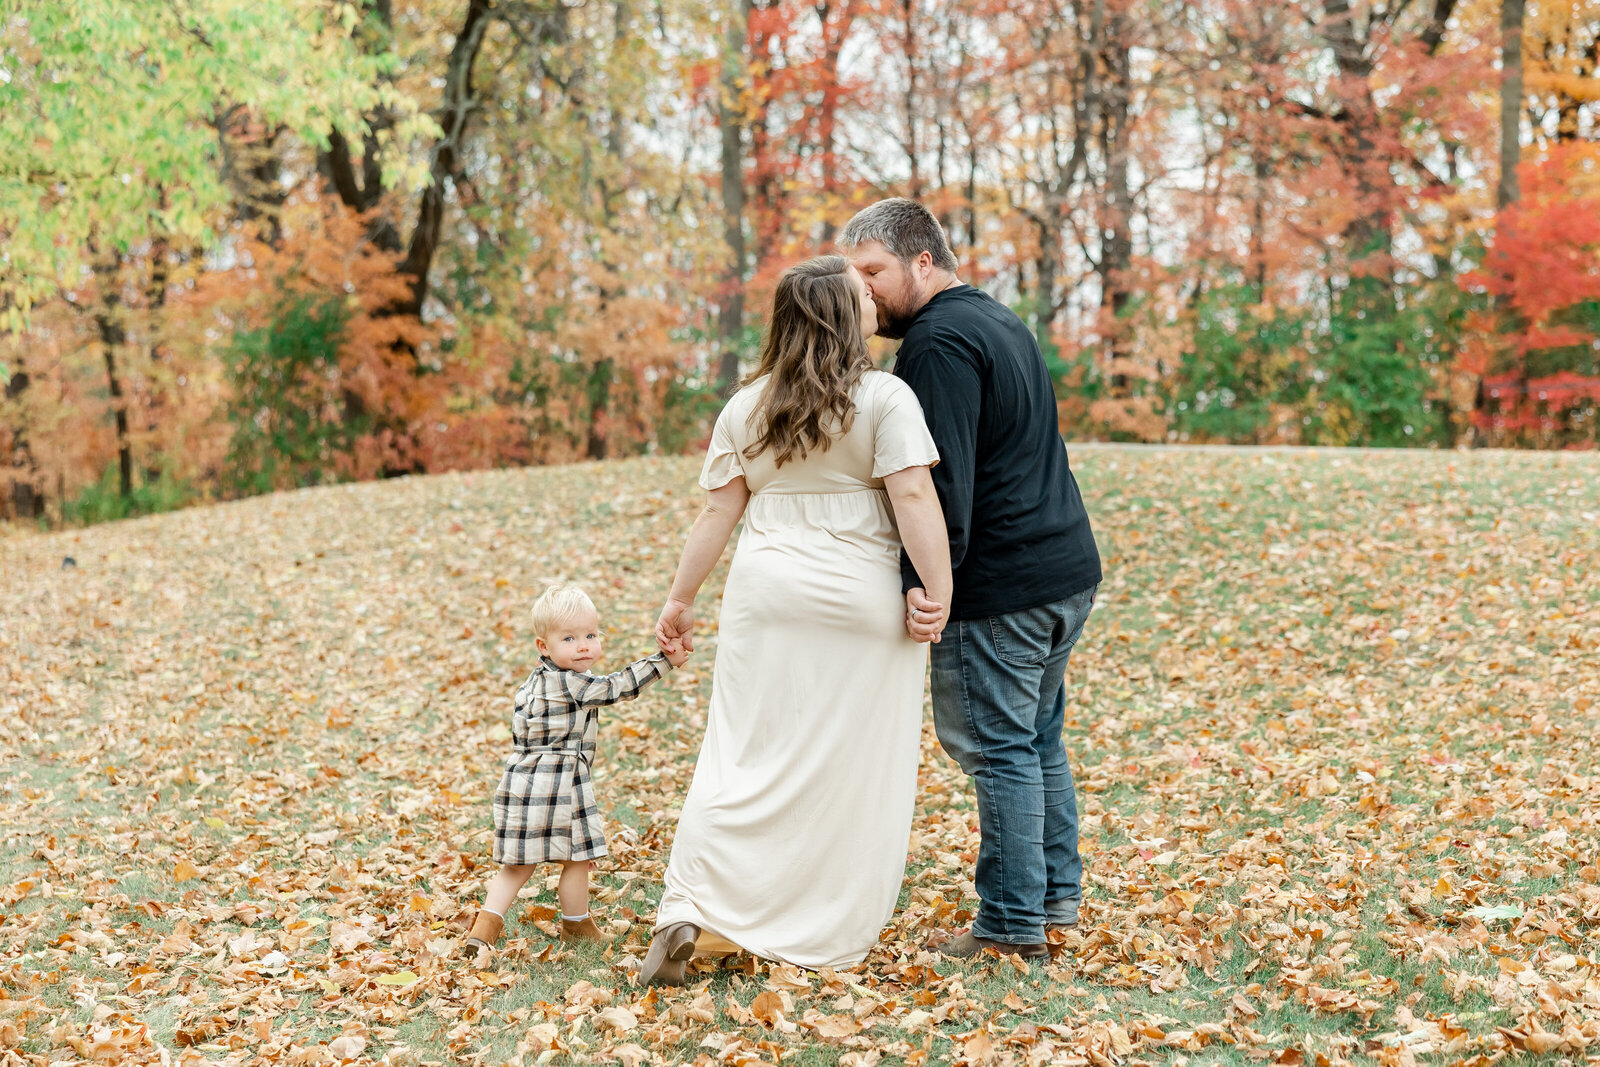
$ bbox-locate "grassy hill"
[3,448,1598,1065]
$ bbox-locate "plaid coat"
[492,652,672,864]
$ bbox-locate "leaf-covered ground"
[3,447,1598,1067]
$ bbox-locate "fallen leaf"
[811,1013,861,1039]
[328,1033,366,1059]
[751,990,789,1025]
[765,963,813,992]
[375,971,418,985]
[594,1006,638,1033]
[1524,1031,1562,1054]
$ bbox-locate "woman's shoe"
[458,910,504,962]
[639,922,700,986]
[560,915,605,941]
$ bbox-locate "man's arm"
[895,338,981,592]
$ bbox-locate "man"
[839,198,1102,958]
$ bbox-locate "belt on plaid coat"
[512,740,591,765]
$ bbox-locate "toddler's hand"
[664,644,691,668]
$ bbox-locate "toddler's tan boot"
[559,915,605,941]
[459,910,504,962]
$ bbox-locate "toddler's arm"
[566,651,674,707]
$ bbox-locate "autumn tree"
[0,0,411,517]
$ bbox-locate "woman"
[642,254,953,981]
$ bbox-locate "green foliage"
[1168,283,1453,447]
[1302,301,1451,448]
[60,464,195,526]
[0,0,435,320]
[1171,285,1309,442]
[223,294,361,494]
[1525,299,1600,381]
[655,374,725,455]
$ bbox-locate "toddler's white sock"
[561,912,589,923]
[481,907,504,918]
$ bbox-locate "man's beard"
[874,293,920,340]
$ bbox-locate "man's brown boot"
[938,928,1048,959]
[458,910,504,962]
[560,915,605,941]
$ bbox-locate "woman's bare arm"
[655,478,752,652]
[883,464,952,641]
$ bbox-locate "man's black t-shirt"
[893,284,1101,620]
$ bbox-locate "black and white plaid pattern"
[492,652,671,865]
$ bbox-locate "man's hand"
[656,598,696,656]
[905,587,946,643]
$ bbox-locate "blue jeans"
[930,586,1097,944]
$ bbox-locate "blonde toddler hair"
[529,584,597,638]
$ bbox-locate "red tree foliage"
[1460,145,1600,447]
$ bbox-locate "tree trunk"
[964,135,978,262]
[1420,0,1461,55]
[902,0,921,198]
[95,253,134,501]
[1099,27,1134,393]
[585,0,636,460]
[314,0,496,472]
[321,0,495,320]
[748,1,778,267]
[815,0,856,243]
[395,0,493,320]
[4,365,42,520]
[1250,138,1270,298]
[718,0,751,397]
[1321,0,1395,314]
[1498,0,1525,210]
[1480,0,1527,446]
[586,358,613,460]
[1034,213,1059,352]
[144,220,171,486]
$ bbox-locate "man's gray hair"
[838,198,958,272]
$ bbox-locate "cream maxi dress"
[655,370,940,969]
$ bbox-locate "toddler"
[461,584,687,960]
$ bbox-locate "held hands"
[904,587,947,643]
[656,597,696,666]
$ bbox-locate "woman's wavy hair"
[741,255,873,468]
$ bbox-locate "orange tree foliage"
[182,197,442,490]
[183,194,697,490]
[0,245,223,523]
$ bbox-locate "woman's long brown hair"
[741,255,873,468]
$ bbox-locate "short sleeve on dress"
[699,402,746,490]
[871,376,941,479]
